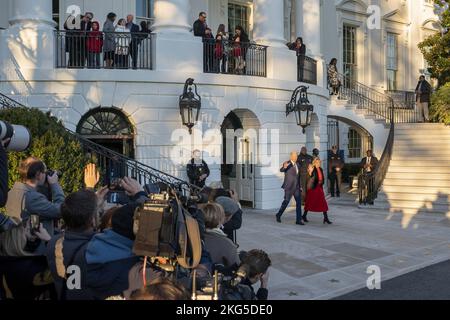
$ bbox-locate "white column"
[302,0,321,56]
[253,0,286,48]
[152,0,203,73]
[152,0,191,35]
[294,0,303,38]
[5,0,55,70]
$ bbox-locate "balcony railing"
[297,55,317,85]
[55,30,153,70]
[203,39,267,77]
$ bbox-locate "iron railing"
[55,30,153,70]
[203,39,267,77]
[386,90,416,109]
[298,55,317,85]
[0,92,196,195]
[358,109,395,205]
[332,72,422,124]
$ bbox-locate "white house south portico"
[0,0,445,215]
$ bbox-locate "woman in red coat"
[303,159,332,225]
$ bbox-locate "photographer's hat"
[215,196,240,218]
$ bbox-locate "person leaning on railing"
[327,58,341,96]
[103,12,117,68]
[86,21,103,69]
[287,37,307,82]
[232,26,249,75]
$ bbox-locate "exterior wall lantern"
[286,85,314,134]
[179,78,201,134]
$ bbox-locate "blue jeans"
[88,52,100,68]
[277,188,303,223]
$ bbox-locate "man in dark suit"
[276,152,304,225]
[328,145,344,197]
[297,146,313,204]
[126,14,141,69]
[360,150,378,174]
[415,75,432,122]
[193,12,207,37]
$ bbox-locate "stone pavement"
[238,202,450,300]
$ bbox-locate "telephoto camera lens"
[0,121,31,152]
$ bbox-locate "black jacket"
[297,153,313,175]
[241,278,268,300]
[186,159,210,187]
[193,19,206,37]
[223,209,242,241]
[360,156,379,173]
[415,80,432,103]
[0,145,8,207]
[46,231,96,300]
[308,167,325,190]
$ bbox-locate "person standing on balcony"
[87,21,103,69]
[303,159,332,225]
[204,27,215,72]
[103,12,117,68]
[187,150,210,189]
[126,15,140,70]
[415,75,432,123]
[193,12,208,37]
[215,24,229,73]
[78,13,93,68]
[287,37,306,82]
[232,26,249,75]
[275,152,304,225]
[328,145,344,197]
[114,19,131,69]
[297,147,313,204]
[328,58,341,96]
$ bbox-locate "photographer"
[5,157,65,248]
[239,249,271,300]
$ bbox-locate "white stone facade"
[0,0,439,209]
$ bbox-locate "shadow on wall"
[385,191,450,229]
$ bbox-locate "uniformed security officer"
[186,149,210,189]
[297,147,313,204]
[328,145,344,197]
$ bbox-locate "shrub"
[430,82,450,125]
[0,106,87,194]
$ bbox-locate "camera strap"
[175,197,201,269]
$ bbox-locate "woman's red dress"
[304,168,329,212]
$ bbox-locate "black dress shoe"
[276,215,281,223]
[302,215,309,223]
[296,221,305,226]
[323,219,333,225]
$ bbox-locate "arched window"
[348,128,362,158]
[77,107,134,157]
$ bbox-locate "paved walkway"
[238,202,450,300]
[334,259,450,300]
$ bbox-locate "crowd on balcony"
[61,12,151,69]
[0,146,271,301]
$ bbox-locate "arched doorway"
[77,107,135,158]
[221,109,260,208]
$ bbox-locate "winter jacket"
[46,230,96,300]
[85,229,139,300]
[87,31,103,53]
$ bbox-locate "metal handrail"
[0,92,198,195]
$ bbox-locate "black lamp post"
[179,78,201,134]
[286,85,314,134]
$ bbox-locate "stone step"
[387,166,447,174]
[394,138,450,143]
[385,172,450,180]
[383,178,450,188]
[390,160,450,167]
[360,203,449,215]
[391,156,450,162]
[368,200,450,214]
[376,192,450,204]
[394,129,450,135]
[381,185,450,194]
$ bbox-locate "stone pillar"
[152,0,202,73]
[294,0,303,38]
[152,0,191,35]
[253,0,297,81]
[253,0,286,48]
[301,0,325,88]
[5,0,55,70]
